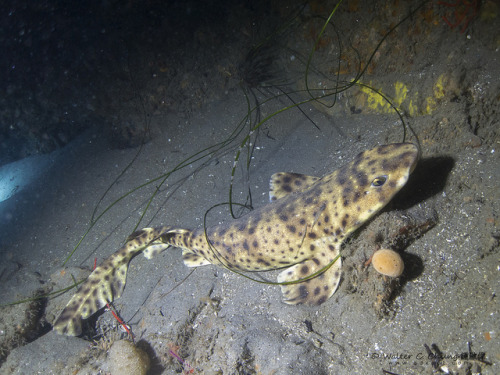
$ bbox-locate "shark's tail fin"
[53,226,172,336]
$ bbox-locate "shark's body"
[54,143,419,336]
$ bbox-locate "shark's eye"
[371,176,387,187]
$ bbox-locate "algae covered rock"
[107,340,150,375]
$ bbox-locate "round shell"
[371,249,404,277]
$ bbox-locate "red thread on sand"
[106,303,134,339]
[168,344,195,374]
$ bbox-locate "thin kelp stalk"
[354,0,431,84]
[219,1,427,284]
[52,142,418,336]
[304,0,345,105]
[276,86,321,130]
[202,201,342,286]
[1,275,84,307]
[89,47,152,226]
[62,97,254,266]
[42,0,424,307]
[64,0,424,268]
[227,98,302,219]
[354,81,420,147]
[302,0,431,114]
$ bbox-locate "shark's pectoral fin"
[182,250,212,267]
[277,243,341,305]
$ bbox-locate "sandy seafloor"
[0,1,499,374]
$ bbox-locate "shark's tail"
[53,226,177,336]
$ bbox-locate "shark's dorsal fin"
[269,172,319,201]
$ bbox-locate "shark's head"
[333,142,419,229]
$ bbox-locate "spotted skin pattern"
[53,143,418,336]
